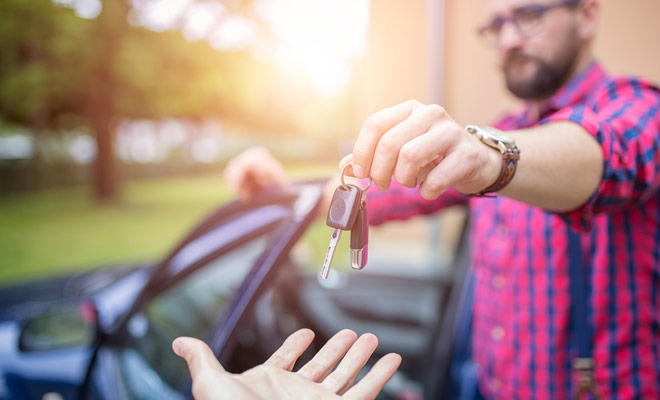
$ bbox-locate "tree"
[0,0,267,201]
[0,0,350,201]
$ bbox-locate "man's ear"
[576,0,600,40]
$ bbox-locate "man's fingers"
[254,161,286,188]
[419,136,498,199]
[352,101,417,179]
[321,333,379,393]
[224,147,289,202]
[392,125,454,188]
[172,337,225,378]
[252,147,287,187]
[264,328,315,370]
[297,329,358,382]
[338,154,354,176]
[343,353,402,400]
[369,109,434,190]
[224,160,248,194]
[418,150,473,199]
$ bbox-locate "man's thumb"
[172,336,225,378]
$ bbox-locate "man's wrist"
[465,125,521,197]
[474,146,520,196]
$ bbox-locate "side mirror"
[19,301,98,352]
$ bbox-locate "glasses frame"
[478,0,582,43]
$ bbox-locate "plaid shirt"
[366,62,660,399]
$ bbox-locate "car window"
[166,204,291,276]
[119,234,271,397]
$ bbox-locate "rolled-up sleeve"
[540,78,660,231]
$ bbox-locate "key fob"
[326,184,361,230]
[350,195,368,269]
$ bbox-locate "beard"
[503,41,580,100]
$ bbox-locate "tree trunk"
[88,0,129,203]
[92,113,118,201]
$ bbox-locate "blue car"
[0,180,476,400]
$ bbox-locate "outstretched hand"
[341,100,501,199]
[172,328,402,400]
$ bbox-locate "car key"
[350,193,368,269]
[321,183,362,279]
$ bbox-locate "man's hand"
[224,147,289,202]
[173,328,402,400]
[342,100,501,200]
[224,146,340,218]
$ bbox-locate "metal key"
[320,228,342,279]
[321,183,362,279]
[350,192,368,269]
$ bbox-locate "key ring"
[340,162,372,192]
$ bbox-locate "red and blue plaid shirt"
[366,62,660,399]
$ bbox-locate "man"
[191,0,660,398]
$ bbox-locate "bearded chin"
[505,52,579,100]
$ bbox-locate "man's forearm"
[500,121,603,212]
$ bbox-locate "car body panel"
[0,320,93,399]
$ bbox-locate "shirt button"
[491,326,505,341]
[492,274,506,289]
[490,378,502,391]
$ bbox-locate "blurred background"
[1,0,659,283]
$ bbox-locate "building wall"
[446,0,660,124]
[353,0,428,127]
[356,0,660,128]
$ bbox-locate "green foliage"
[0,163,336,284]
[0,0,88,124]
[0,174,232,283]
[0,0,354,201]
[114,29,259,121]
[0,0,348,132]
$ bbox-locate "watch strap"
[470,146,520,197]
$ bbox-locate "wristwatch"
[465,125,520,197]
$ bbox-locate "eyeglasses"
[478,0,582,45]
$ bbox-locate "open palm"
[173,328,402,399]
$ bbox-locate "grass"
[0,163,337,285]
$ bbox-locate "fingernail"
[352,163,365,178]
[173,340,184,356]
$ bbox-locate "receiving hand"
[342,100,501,199]
[172,328,401,400]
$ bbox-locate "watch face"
[466,124,517,154]
[476,125,515,144]
[467,125,515,143]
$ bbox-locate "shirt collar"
[520,61,608,124]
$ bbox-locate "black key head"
[326,184,361,230]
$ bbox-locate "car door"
[84,182,325,399]
[284,205,472,400]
